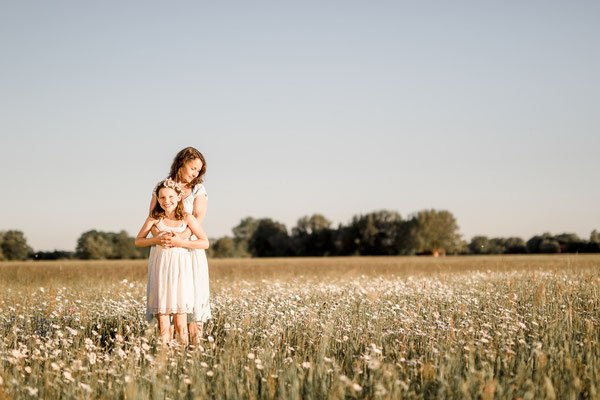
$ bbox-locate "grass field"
[0,255,598,399]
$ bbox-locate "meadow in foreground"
[0,255,598,399]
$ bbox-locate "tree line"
[1,209,599,260]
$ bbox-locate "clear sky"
[1,1,599,251]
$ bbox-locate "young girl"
[135,178,209,345]
[150,147,211,345]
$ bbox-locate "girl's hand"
[157,232,176,248]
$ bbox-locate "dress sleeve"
[195,184,208,200]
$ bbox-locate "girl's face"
[157,187,180,213]
[178,158,203,184]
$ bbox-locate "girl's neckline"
[159,218,185,228]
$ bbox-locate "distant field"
[0,255,598,399]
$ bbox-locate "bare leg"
[174,314,189,346]
[157,314,171,345]
[188,322,199,346]
[197,321,204,340]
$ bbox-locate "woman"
[150,147,211,344]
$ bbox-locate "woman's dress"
[183,184,212,323]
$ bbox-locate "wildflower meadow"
[0,255,598,399]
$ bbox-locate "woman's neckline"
[179,183,197,201]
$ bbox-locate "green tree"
[211,236,237,258]
[32,250,75,260]
[591,230,600,243]
[526,233,554,253]
[554,233,581,243]
[393,218,421,255]
[504,237,527,254]
[539,239,561,253]
[110,230,144,259]
[292,214,333,256]
[76,230,114,259]
[76,230,143,259]
[488,238,507,254]
[248,219,291,257]
[412,209,462,255]
[455,238,469,254]
[348,210,404,255]
[588,230,600,253]
[469,236,490,254]
[232,217,259,257]
[0,230,32,260]
[331,224,359,256]
[552,232,589,253]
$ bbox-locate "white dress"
[146,219,195,319]
[183,184,212,323]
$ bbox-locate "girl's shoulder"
[150,217,163,227]
[147,215,160,224]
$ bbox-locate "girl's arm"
[170,214,209,249]
[135,217,164,247]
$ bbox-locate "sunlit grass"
[0,255,598,399]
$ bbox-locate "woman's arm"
[172,186,208,240]
[170,214,209,249]
[192,190,208,222]
[135,217,164,247]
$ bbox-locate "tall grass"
[0,255,598,399]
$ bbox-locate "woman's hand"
[169,236,185,248]
[173,227,192,240]
[157,232,176,248]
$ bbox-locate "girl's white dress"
[146,219,195,318]
[183,184,212,323]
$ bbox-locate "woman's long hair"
[169,147,206,187]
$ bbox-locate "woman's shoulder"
[183,213,199,224]
[193,183,208,199]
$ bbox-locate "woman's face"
[179,158,203,184]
